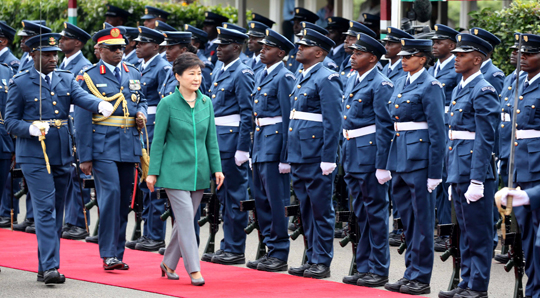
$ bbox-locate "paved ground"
[0,197,523,298]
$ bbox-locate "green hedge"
[470,0,540,75]
[0,0,251,62]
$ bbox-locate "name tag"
[129,80,141,90]
[96,84,107,88]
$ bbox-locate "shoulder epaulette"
[82,64,98,73]
[13,71,30,79]
[55,69,72,74]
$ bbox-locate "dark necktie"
[457,84,463,94]
[435,65,441,77]
[59,61,65,70]
[44,75,51,87]
[114,67,121,84]
[251,59,257,69]
[404,77,410,87]
[216,68,225,80]
[524,81,530,91]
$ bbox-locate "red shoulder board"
[123,63,129,72]
[76,75,84,81]
[100,65,106,75]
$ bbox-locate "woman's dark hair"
[173,52,205,76]
[417,51,435,68]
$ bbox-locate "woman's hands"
[215,172,225,190]
[146,175,157,192]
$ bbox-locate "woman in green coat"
[146,52,224,286]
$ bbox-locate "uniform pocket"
[355,135,376,165]
[93,129,106,154]
[405,131,430,160]
[527,139,540,173]
[216,126,239,155]
[299,126,323,159]
[457,142,473,176]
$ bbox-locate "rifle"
[240,199,266,260]
[130,165,144,241]
[13,177,27,200]
[67,116,89,232]
[285,204,308,265]
[199,180,220,262]
[82,178,99,237]
[336,209,358,275]
[10,163,24,231]
[438,200,461,290]
[393,218,407,255]
[159,190,171,221]
[332,164,348,231]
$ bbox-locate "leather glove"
[98,101,114,117]
[234,150,249,167]
[29,124,49,136]
[278,163,291,174]
[464,180,484,204]
[320,162,336,176]
[448,185,452,201]
[427,178,442,193]
[375,169,392,184]
[499,188,531,207]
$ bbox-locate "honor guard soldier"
[294,22,339,72]
[438,34,499,298]
[361,13,380,36]
[325,17,349,67]
[202,12,229,64]
[220,23,250,65]
[184,24,214,95]
[105,5,132,27]
[340,33,393,287]
[286,7,319,72]
[0,63,14,228]
[58,22,94,240]
[383,39,445,295]
[497,33,540,298]
[428,24,461,252]
[0,22,20,71]
[17,21,52,73]
[247,29,295,272]
[5,33,113,283]
[204,27,254,265]
[246,21,269,75]
[339,21,377,88]
[119,26,141,65]
[287,28,342,279]
[127,26,170,252]
[141,6,170,29]
[251,13,275,28]
[75,28,147,270]
[471,28,505,95]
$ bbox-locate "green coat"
[148,88,222,191]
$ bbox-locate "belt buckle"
[54,119,62,127]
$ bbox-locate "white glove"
[500,189,531,207]
[464,180,484,204]
[248,158,252,170]
[29,124,49,136]
[448,185,452,201]
[98,101,114,117]
[278,163,291,174]
[427,178,443,193]
[320,162,336,175]
[375,169,392,184]
[234,150,250,167]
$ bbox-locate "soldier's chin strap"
[82,72,130,126]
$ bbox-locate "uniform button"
[407,100,410,103]
[230,129,233,132]
[502,108,505,112]
[290,55,294,58]
[451,112,454,116]
[517,109,521,114]
[289,63,292,66]
[212,95,216,98]
[257,87,261,91]
[341,72,345,75]
[297,85,301,89]
[162,95,164,98]
[169,92,172,95]
[369,141,373,144]
[303,93,307,96]
[442,83,445,87]
[343,115,347,119]
[294,97,298,100]
[419,139,423,142]
[349,93,353,97]
[102,92,106,95]
[533,105,536,109]
[159,92,161,95]
[93,129,95,132]
[292,109,296,112]
[51,92,55,96]
[452,101,456,105]
[505,97,508,101]
[67,92,70,96]
[298,70,303,73]
[54,110,59,114]
[143,82,146,85]
[470,150,473,153]
[163,84,166,87]
[264,93,267,96]
[312,135,315,138]
[221,88,224,91]
[289,94,292,97]
[519,96,523,100]
[395,104,399,109]
[515,142,518,146]
[459,109,463,112]
[449,125,451,128]
[396,133,400,136]
[449,146,452,150]
[153,121,155,124]
[346,105,350,109]
[289,127,292,131]
[388,101,391,104]
[256,127,260,131]
[397,94,402,98]
[508,86,512,90]
[34,98,38,102]
[254,112,258,116]
[53,101,57,105]
[507,103,511,106]
[214,83,218,86]
[395,116,399,120]
[210,73,213,76]
[501,124,505,128]
[358,99,362,103]
[254,100,259,103]
[209,89,212,92]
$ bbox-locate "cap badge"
[474,29,478,35]
[252,13,255,18]
[303,29,307,36]
[328,18,332,23]
[138,27,142,33]
[357,33,361,39]
[250,23,255,28]
[296,8,299,13]
[155,21,159,27]
[21,21,25,28]
[515,34,519,41]
[265,29,269,35]
[163,32,167,38]
[401,40,405,46]
[64,23,68,29]
[434,25,438,31]
[458,35,461,42]
[111,28,120,38]
[205,12,208,17]
[49,37,57,45]
[524,35,529,42]
[145,8,149,14]
[388,27,392,33]
[184,24,189,30]
[349,21,353,28]
[217,28,221,34]
[224,24,228,28]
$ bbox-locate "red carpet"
[0,229,422,297]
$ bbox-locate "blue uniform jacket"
[381,60,406,83]
[249,59,265,76]
[327,45,347,69]
[0,49,19,72]
[140,55,170,128]
[17,53,34,74]
[62,52,92,77]
[342,69,394,173]
[296,56,338,73]
[338,56,353,89]
[287,63,343,164]
[481,59,505,95]
[428,56,461,106]
[204,43,218,65]
[197,50,214,95]
[251,63,295,164]
[124,50,140,66]
[498,71,526,160]
[209,59,254,158]
[386,70,445,179]
[75,61,147,163]
[0,63,14,159]
[286,45,300,72]
[5,68,101,166]
[446,74,499,184]
[514,78,540,183]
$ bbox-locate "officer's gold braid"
[82,73,130,126]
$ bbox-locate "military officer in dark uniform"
[246,21,269,76]
[105,5,131,27]
[339,21,377,91]
[220,23,251,66]
[286,7,319,72]
[202,27,254,265]
[438,34,499,298]
[5,33,112,283]
[0,22,19,71]
[17,21,52,73]
[294,22,339,72]
[184,24,214,95]
[325,17,349,67]
[383,39,445,295]
[119,26,140,65]
[471,28,505,95]
[202,12,229,64]
[0,63,14,228]
[246,29,295,272]
[57,22,94,240]
[141,6,170,29]
[286,28,342,279]
[340,33,393,287]
[126,26,170,252]
[154,20,178,60]
[75,28,147,270]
